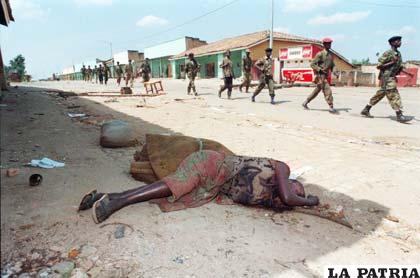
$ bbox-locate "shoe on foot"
[302,102,309,110]
[329,107,337,114]
[396,112,413,123]
[361,105,372,117]
[251,96,255,102]
[92,194,112,224]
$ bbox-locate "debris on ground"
[29,157,65,169]
[67,113,87,118]
[100,120,138,148]
[385,215,400,223]
[114,225,126,239]
[51,261,75,278]
[29,174,43,186]
[6,168,19,177]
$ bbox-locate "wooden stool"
[144,81,164,94]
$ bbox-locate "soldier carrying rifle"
[361,36,414,123]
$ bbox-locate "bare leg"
[92,181,172,223]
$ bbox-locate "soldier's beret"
[265,47,272,52]
[322,37,333,43]
[188,53,194,57]
[388,36,402,43]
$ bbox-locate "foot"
[92,194,115,223]
[239,86,243,92]
[302,102,309,110]
[78,189,103,211]
[361,106,372,117]
[194,92,198,96]
[396,113,413,123]
[329,107,337,114]
[218,90,222,98]
[251,96,255,102]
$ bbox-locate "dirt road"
[1,79,419,277]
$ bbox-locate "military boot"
[302,101,309,110]
[251,94,256,102]
[396,111,413,123]
[361,105,372,117]
[270,96,275,105]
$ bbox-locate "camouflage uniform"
[103,64,110,85]
[368,49,403,110]
[140,60,151,82]
[81,66,86,81]
[87,66,93,82]
[253,56,274,98]
[306,49,335,106]
[185,59,200,95]
[93,66,98,83]
[239,55,252,92]
[219,56,234,98]
[124,63,134,87]
[115,64,123,86]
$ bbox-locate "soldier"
[185,53,200,96]
[218,50,235,99]
[125,60,134,87]
[98,64,104,84]
[115,61,123,86]
[140,58,151,83]
[252,47,275,104]
[93,65,98,84]
[87,66,93,82]
[103,63,110,85]
[361,36,414,123]
[81,65,86,82]
[239,49,252,93]
[302,38,336,113]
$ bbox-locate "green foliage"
[9,54,26,81]
[351,57,370,65]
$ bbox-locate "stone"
[37,267,52,278]
[51,261,75,278]
[79,245,97,257]
[6,168,19,177]
[114,225,125,239]
[87,267,101,277]
[18,273,32,278]
[70,268,88,278]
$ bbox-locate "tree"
[351,58,370,66]
[9,54,26,81]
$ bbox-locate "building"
[144,37,206,78]
[360,60,419,87]
[170,30,354,81]
[1,0,14,90]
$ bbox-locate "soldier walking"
[185,53,200,96]
[361,36,414,123]
[124,60,134,87]
[87,66,93,82]
[81,65,86,82]
[218,50,235,99]
[98,64,104,84]
[140,58,151,83]
[93,65,98,84]
[252,47,275,104]
[239,49,252,93]
[103,63,110,85]
[115,61,123,86]
[302,38,336,113]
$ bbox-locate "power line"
[114,0,242,47]
[351,0,420,8]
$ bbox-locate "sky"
[1,0,419,79]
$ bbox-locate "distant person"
[302,38,336,113]
[185,53,200,96]
[239,49,252,93]
[81,65,87,82]
[125,60,134,87]
[360,36,414,123]
[103,63,110,85]
[87,66,93,82]
[93,65,98,84]
[218,50,234,99]
[115,61,123,86]
[98,64,104,84]
[252,48,275,104]
[140,58,151,82]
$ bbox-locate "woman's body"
[79,150,319,223]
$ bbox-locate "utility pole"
[269,0,274,48]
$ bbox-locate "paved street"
[1,79,420,277]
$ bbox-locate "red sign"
[302,46,312,59]
[282,68,314,83]
[279,45,314,60]
[280,48,288,60]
